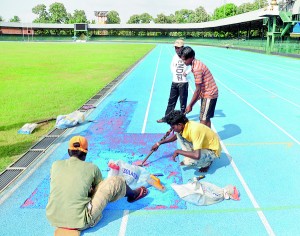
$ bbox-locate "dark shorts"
[200,98,217,121]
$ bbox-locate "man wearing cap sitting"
[46,136,148,235]
[157,38,191,123]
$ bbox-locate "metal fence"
[0,35,299,56]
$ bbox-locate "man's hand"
[151,142,160,151]
[88,186,95,197]
[185,105,192,114]
[172,150,179,162]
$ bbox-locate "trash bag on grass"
[55,111,85,129]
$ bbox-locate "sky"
[0,0,258,23]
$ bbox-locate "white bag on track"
[107,160,150,189]
[171,179,240,206]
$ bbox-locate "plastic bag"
[171,179,239,206]
[55,111,85,129]
[18,123,38,134]
[107,160,150,189]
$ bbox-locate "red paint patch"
[167,171,179,179]
[146,205,168,210]
[22,189,37,207]
[22,198,35,207]
[133,160,143,166]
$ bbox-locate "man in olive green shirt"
[46,136,148,231]
[151,110,221,172]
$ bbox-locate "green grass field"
[0,42,155,172]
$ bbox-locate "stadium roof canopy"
[0,9,273,32]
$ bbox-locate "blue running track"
[1,44,300,236]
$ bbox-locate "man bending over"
[151,111,221,172]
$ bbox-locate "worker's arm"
[172,149,201,162]
[185,84,201,113]
[151,134,177,151]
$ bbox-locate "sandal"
[198,165,211,173]
[230,186,240,201]
[127,186,148,203]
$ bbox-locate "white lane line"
[119,210,129,236]
[187,83,275,235]
[238,58,300,76]
[118,46,163,236]
[199,49,300,91]
[202,47,300,75]
[217,79,300,146]
[204,56,300,108]
[142,45,163,133]
[0,50,149,205]
[216,137,275,236]
[267,78,300,92]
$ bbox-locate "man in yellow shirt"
[152,111,221,172]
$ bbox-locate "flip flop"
[230,186,240,201]
[127,186,148,203]
[198,162,212,172]
[156,118,166,123]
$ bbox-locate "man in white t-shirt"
[157,39,191,123]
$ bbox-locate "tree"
[107,11,121,24]
[237,3,254,14]
[154,13,172,24]
[48,2,68,23]
[68,10,87,23]
[236,0,268,14]
[190,6,209,23]
[139,13,152,23]
[127,12,153,24]
[212,3,237,20]
[127,14,140,24]
[174,9,193,23]
[0,16,4,22]
[9,16,21,22]
[32,4,49,23]
[253,0,268,10]
[168,14,176,23]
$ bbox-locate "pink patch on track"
[133,160,143,166]
[22,189,37,207]
[167,171,179,179]
[146,205,168,210]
